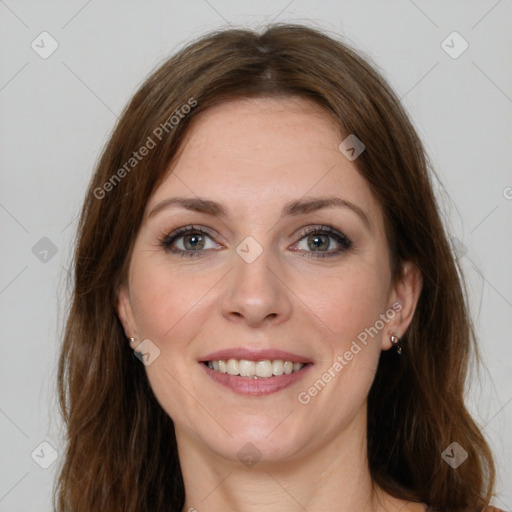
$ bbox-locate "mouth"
[203,359,307,379]
[199,348,313,395]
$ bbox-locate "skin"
[117,96,424,512]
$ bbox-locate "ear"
[381,261,423,351]
[116,284,139,349]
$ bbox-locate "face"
[117,96,421,466]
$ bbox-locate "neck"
[177,407,390,512]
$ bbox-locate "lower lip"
[200,363,313,396]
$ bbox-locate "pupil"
[309,234,328,251]
[185,234,203,250]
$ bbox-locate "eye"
[292,225,352,259]
[160,225,221,257]
[160,224,352,259]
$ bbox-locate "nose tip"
[221,248,292,327]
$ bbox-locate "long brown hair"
[55,23,496,512]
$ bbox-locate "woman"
[55,23,504,512]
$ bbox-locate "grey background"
[0,1,511,510]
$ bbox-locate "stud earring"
[390,334,402,355]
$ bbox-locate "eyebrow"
[147,195,372,232]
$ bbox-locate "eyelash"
[159,224,353,259]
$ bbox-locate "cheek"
[296,260,391,346]
[298,263,389,424]
[128,259,214,423]
[129,255,225,344]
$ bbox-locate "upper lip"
[199,348,312,364]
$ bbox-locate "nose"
[220,245,293,328]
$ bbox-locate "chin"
[196,418,309,466]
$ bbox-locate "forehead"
[176,95,342,166]
[147,96,379,223]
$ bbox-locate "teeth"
[239,359,255,377]
[227,359,239,375]
[272,360,284,376]
[256,360,273,378]
[206,358,305,378]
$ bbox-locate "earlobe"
[116,285,137,340]
[383,261,423,351]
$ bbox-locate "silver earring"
[390,334,402,355]
[128,337,137,345]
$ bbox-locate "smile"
[199,348,312,395]
[204,359,305,378]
